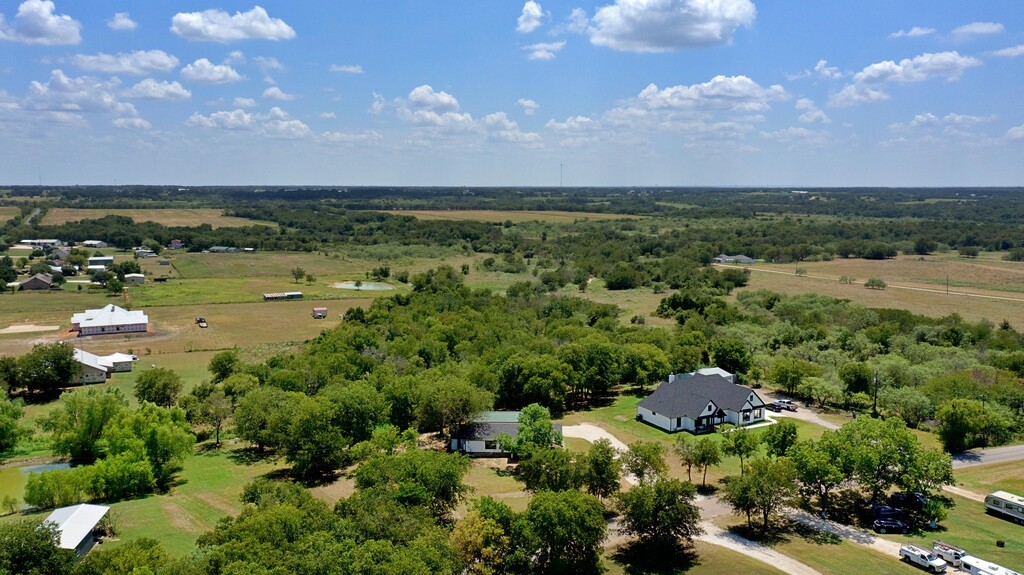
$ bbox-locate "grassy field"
[878,493,1024,570]
[378,209,642,223]
[0,444,284,556]
[728,254,1024,327]
[954,460,1024,496]
[459,460,531,515]
[0,207,18,222]
[39,208,276,228]
[561,279,676,327]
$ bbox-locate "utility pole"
[559,163,563,187]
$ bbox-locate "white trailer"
[960,555,1022,575]
[984,491,1024,525]
[899,544,947,573]
[931,541,967,567]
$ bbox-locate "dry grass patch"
[378,209,641,223]
[40,208,275,228]
[0,207,18,223]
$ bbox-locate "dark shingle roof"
[638,374,762,419]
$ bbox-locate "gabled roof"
[43,504,109,550]
[638,385,719,419]
[73,348,107,372]
[21,273,53,285]
[639,373,763,418]
[71,305,148,329]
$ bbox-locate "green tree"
[525,490,606,574]
[762,419,799,457]
[864,278,887,290]
[355,449,471,518]
[452,509,510,575]
[581,438,621,499]
[789,436,847,512]
[711,338,751,375]
[416,374,492,435]
[43,388,128,461]
[674,436,697,482]
[722,427,761,474]
[838,361,874,395]
[291,266,306,283]
[103,403,195,491]
[498,403,560,458]
[497,354,571,413]
[0,520,75,575]
[877,386,934,428]
[557,336,621,402]
[75,537,169,575]
[0,396,28,453]
[105,278,123,296]
[769,357,822,395]
[518,447,582,492]
[838,416,952,500]
[201,389,233,446]
[133,367,183,407]
[615,478,703,547]
[693,436,722,489]
[622,440,668,486]
[322,381,390,443]
[723,457,798,530]
[207,350,239,384]
[285,397,348,478]
[618,343,670,391]
[234,386,298,451]
[936,398,1013,453]
[16,342,79,394]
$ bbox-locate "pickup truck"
[900,544,947,573]
[931,541,966,567]
[195,317,208,328]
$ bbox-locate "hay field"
[0,207,18,222]
[378,209,641,223]
[726,255,1024,327]
[40,208,275,228]
[170,250,481,280]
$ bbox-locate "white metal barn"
[43,504,110,556]
[71,305,148,336]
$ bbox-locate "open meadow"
[0,207,18,222]
[727,253,1024,328]
[39,208,276,228]
[379,209,642,223]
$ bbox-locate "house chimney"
[668,373,676,383]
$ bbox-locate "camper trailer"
[984,491,1024,524]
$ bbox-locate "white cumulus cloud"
[0,0,81,45]
[331,64,363,74]
[24,69,138,121]
[72,50,179,75]
[795,98,830,123]
[481,112,541,143]
[517,1,544,33]
[187,108,253,130]
[107,12,136,31]
[233,97,256,107]
[588,0,755,53]
[263,86,295,101]
[1006,125,1024,141]
[546,115,597,132]
[523,41,565,60]
[171,6,295,43]
[181,59,243,84]
[408,85,460,112]
[951,21,1004,40]
[634,76,787,112]
[123,79,191,101]
[113,117,150,130]
[831,51,981,107]
[991,44,1024,58]
[889,27,935,39]
[517,98,539,115]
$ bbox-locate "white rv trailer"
[984,490,1024,524]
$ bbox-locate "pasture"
[727,254,1024,327]
[379,209,641,223]
[0,207,18,222]
[954,460,1024,496]
[39,208,275,228]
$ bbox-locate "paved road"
[758,392,841,430]
[952,444,1024,468]
[786,509,903,556]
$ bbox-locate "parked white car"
[899,544,947,573]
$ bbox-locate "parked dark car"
[889,492,927,512]
[873,518,910,534]
[872,504,906,520]
[767,400,798,412]
[765,402,782,412]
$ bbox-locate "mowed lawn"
[604,541,788,575]
[955,460,1024,497]
[377,209,642,223]
[39,208,276,228]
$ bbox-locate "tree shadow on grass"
[726,522,791,547]
[612,540,700,575]
[225,446,277,466]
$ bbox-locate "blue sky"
[1,0,1022,186]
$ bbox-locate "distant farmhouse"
[123,273,145,285]
[72,348,137,385]
[168,239,184,250]
[71,305,148,336]
[713,254,756,264]
[450,411,561,457]
[43,504,109,556]
[82,240,107,248]
[637,368,766,433]
[16,273,54,291]
[87,256,114,268]
[208,246,241,253]
[134,248,157,258]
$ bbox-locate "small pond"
[331,282,395,290]
[0,462,72,509]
